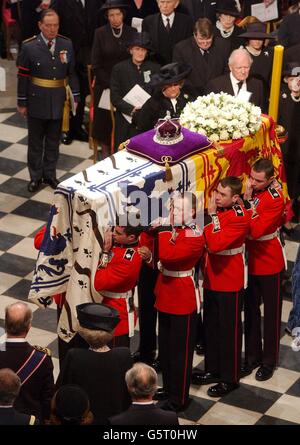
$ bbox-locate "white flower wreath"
[180,92,262,143]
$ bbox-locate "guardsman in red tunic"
[94,225,143,348]
[242,159,286,381]
[150,191,205,412]
[192,177,250,397]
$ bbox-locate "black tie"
[237,81,243,94]
[202,50,209,61]
[165,18,171,32]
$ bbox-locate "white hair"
[228,48,253,67]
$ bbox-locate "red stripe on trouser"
[275,274,281,365]
[234,292,239,382]
[182,314,191,405]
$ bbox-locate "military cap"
[76,303,120,331]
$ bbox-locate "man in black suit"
[181,0,218,24]
[206,47,265,110]
[109,363,179,425]
[55,0,104,144]
[0,302,54,423]
[284,42,300,65]
[142,0,193,65]
[173,17,230,95]
[0,368,39,425]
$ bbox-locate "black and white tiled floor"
[1,59,300,425]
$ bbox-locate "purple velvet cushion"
[125,128,212,165]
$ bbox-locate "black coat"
[91,23,135,141]
[11,0,57,39]
[278,11,300,48]
[133,87,196,132]
[57,347,133,425]
[0,342,54,421]
[244,46,274,110]
[17,33,79,119]
[206,73,265,111]
[0,407,39,425]
[284,42,300,65]
[213,24,244,53]
[109,403,179,425]
[142,12,193,66]
[173,35,230,95]
[180,0,218,24]
[110,58,160,148]
[124,0,159,26]
[278,85,300,198]
[55,0,103,66]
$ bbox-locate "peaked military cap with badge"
[76,303,120,331]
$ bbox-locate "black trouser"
[244,272,283,368]
[69,63,89,135]
[137,266,158,360]
[203,289,243,383]
[158,310,197,409]
[27,116,61,181]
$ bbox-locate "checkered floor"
[1,60,300,425]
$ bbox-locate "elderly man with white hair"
[206,47,265,110]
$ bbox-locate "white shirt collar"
[230,72,246,95]
[6,338,27,343]
[132,401,155,405]
[161,12,175,27]
[40,33,56,46]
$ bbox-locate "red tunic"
[246,187,285,275]
[34,226,64,307]
[154,226,205,315]
[94,245,142,336]
[203,205,251,292]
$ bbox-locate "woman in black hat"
[278,62,300,216]
[214,0,244,52]
[110,31,160,149]
[133,62,196,132]
[239,22,275,107]
[91,0,136,159]
[57,303,133,425]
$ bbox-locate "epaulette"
[22,35,37,44]
[268,187,280,199]
[33,345,52,356]
[57,34,71,40]
[233,205,245,217]
[124,248,136,261]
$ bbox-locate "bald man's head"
[5,302,32,337]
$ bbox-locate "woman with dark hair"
[91,0,135,158]
[214,0,244,52]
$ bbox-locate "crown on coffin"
[153,113,184,145]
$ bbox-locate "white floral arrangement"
[180,92,262,143]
